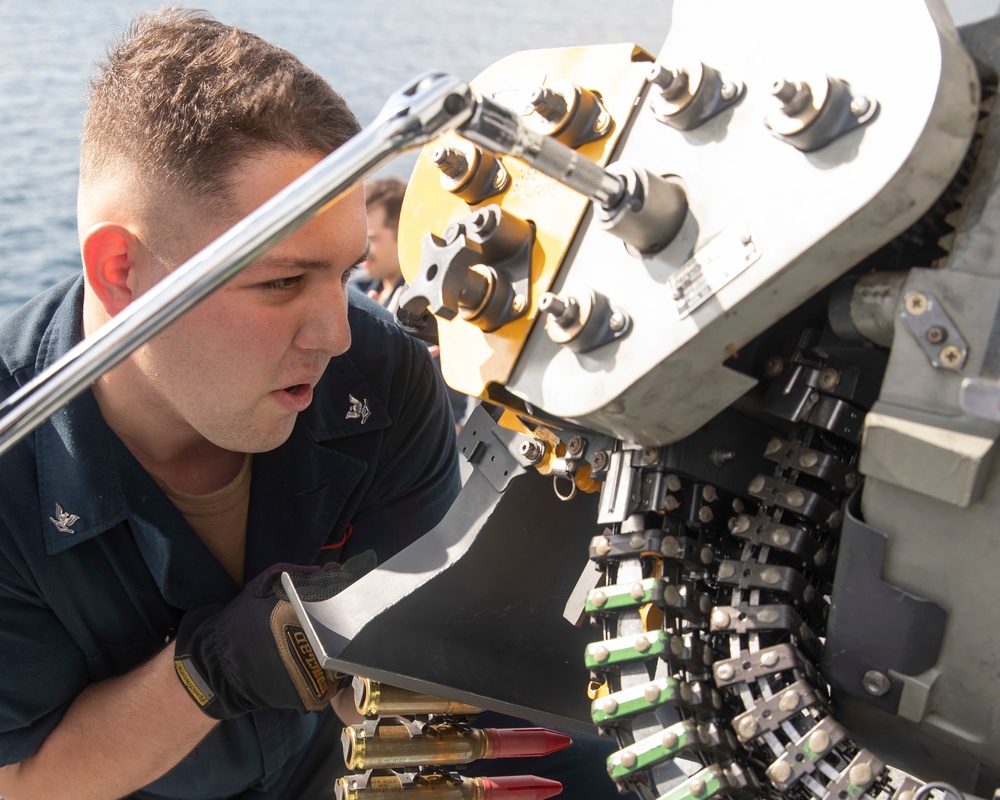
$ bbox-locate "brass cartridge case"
[354,679,486,718]
[337,773,483,800]
[343,721,491,770]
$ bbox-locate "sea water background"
[0,0,674,321]
[0,0,997,321]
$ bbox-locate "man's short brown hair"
[81,7,360,202]
[365,177,407,232]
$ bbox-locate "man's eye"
[260,276,303,291]
[342,262,362,285]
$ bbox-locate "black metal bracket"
[822,491,948,714]
[284,460,604,733]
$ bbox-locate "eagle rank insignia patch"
[50,503,80,534]
[346,394,371,424]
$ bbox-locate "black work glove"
[173,551,376,720]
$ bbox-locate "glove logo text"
[175,656,215,707]
[285,625,328,700]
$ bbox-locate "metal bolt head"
[609,311,627,332]
[736,716,759,740]
[511,294,526,314]
[710,447,735,467]
[809,728,832,754]
[850,96,872,118]
[818,368,840,391]
[591,450,609,471]
[862,669,891,696]
[640,445,659,465]
[529,85,568,123]
[849,763,874,788]
[518,439,544,464]
[649,64,689,100]
[567,435,586,457]
[432,146,469,179]
[904,291,929,316]
[764,355,785,377]
[772,78,798,103]
[769,760,793,785]
[778,689,801,712]
[926,325,947,345]
[716,662,735,681]
[720,81,738,101]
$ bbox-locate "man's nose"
[296,284,351,357]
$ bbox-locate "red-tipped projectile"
[487,728,573,759]
[479,775,564,800]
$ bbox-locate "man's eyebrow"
[244,245,369,275]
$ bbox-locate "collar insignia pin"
[50,504,80,534]
[346,394,371,424]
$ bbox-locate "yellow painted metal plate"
[398,43,652,400]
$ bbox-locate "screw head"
[567,435,586,457]
[609,311,627,332]
[720,81,738,101]
[904,291,929,316]
[764,355,785,377]
[591,450,609,471]
[818,367,840,390]
[511,294,526,314]
[940,344,964,367]
[862,669,891,696]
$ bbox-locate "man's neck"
[91,370,245,495]
[376,273,403,306]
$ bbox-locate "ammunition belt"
[584,430,925,800]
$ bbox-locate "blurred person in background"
[364,176,471,430]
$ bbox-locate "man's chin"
[205,420,297,455]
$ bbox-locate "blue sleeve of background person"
[341,290,462,561]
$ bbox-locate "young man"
[0,10,459,799]
[361,177,408,309]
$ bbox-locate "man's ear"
[81,223,142,317]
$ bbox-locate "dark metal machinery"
[289,3,1000,800]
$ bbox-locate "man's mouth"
[283,384,307,394]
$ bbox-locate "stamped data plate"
[669,222,761,319]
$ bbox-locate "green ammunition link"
[655,765,728,800]
[585,577,661,614]
[607,720,699,781]
[584,629,671,669]
[590,677,683,724]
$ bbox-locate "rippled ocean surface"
[0,0,674,320]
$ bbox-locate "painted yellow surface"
[398,43,653,402]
